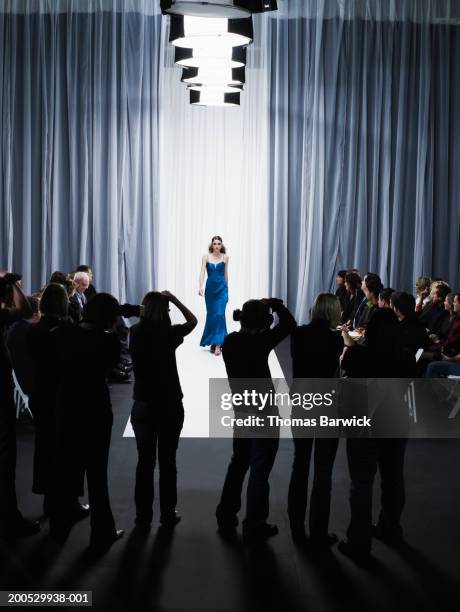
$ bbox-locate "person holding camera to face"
[216,297,296,542]
[129,291,197,529]
[0,272,41,539]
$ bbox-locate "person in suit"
[76,265,97,302]
[339,309,416,564]
[0,272,40,538]
[216,298,296,541]
[288,293,343,547]
[69,271,90,324]
[65,293,125,551]
[27,284,89,530]
[129,291,197,529]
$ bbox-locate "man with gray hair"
[69,271,90,323]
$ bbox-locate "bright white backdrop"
[156,15,272,327]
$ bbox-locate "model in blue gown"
[200,259,228,347]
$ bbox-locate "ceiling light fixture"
[170,15,253,48]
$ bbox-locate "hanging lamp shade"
[181,66,246,86]
[170,15,253,48]
[161,1,277,18]
[175,45,246,68]
[190,89,240,106]
[187,84,243,93]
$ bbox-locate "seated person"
[415,276,431,313]
[425,352,460,378]
[391,292,430,356]
[418,281,451,334]
[430,292,454,343]
[378,288,394,309]
[335,270,349,313]
[340,272,364,325]
[341,273,383,344]
[352,273,383,330]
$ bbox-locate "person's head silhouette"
[233,299,273,333]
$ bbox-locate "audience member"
[339,309,416,563]
[391,291,430,355]
[418,282,451,333]
[129,291,197,529]
[217,298,296,541]
[27,284,88,531]
[69,271,90,323]
[6,296,40,397]
[67,293,125,550]
[0,272,40,538]
[288,293,343,546]
[415,276,431,312]
[335,270,349,312]
[341,272,364,325]
[378,288,394,309]
[352,273,383,330]
[76,265,97,301]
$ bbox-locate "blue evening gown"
[200,260,228,346]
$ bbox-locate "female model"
[199,236,228,356]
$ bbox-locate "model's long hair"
[208,235,226,254]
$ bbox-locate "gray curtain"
[269,1,460,322]
[0,1,161,301]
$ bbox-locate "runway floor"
[1,341,460,611]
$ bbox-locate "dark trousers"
[346,438,407,552]
[287,437,339,538]
[0,374,21,529]
[85,418,116,543]
[131,400,184,522]
[217,435,279,528]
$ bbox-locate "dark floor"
[1,341,460,611]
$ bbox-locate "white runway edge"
[123,326,285,438]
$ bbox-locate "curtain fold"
[268,2,460,322]
[1,0,459,317]
[0,1,161,301]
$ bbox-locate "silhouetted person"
[0,272,40,538]
[28,284,89,529]
[391,291,430,355]
[339,309,416,564]
[6,295,40,397]
[217,298,296,541]
[129,291,197,529]
[335,270,349,312]
[67,293,124,550]
[288,293,343,547]
[341,272,364,325]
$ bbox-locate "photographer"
[216,297,296,542]
[63,293,127,551]
[0,272,40,538]
[129,291,197,529]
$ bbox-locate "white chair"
[12,369,33,420]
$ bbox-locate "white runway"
[123,325,285,438]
